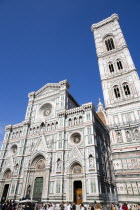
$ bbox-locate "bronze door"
[2,184,9,203]
[33,177,43,201]
[76,188,82,204]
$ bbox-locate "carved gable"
[32,134,48,153]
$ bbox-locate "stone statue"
[126,130,131,142]
[57,159,61,171]
[47,136,53,149]
[89,155,94,168]
[56,182,60,193]
[26,185,31,198]
[117,131,123,143]
[91,180,96,193]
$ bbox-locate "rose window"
[71,133,81,144]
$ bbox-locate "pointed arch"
[123,82,131,96]
[113,85,121,98]
[105,36,115,51]
[117,59,123,70]
[3,169,12,179]
[109,62,114,73]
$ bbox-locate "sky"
[0,0,140,142]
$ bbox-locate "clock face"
[43,108,51,116]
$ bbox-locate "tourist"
[90,204,94,210]
[72,203,76,210]
[95,203,101,210]
[80,204,85,210]
[48,204,52,210]
[111,204,117,210]
[94,202,97,209]
[122,203,128,210]
[67,203,72,210]
[52,203,55,210]
[60,202,65,210]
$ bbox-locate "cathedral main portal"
[74,181,82,204]
[33,177,43,201]
[2,184,9,203]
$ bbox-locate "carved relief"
[56,182,61,193]
[36,159,45,170]
[125,130,132,142]
[116,131,123,143]
[90,180,96,193]
[126,183,133,194]
[122,159,127,169]
[133,128,140,140]
[127,159,133,169]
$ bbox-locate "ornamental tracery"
[11,145,17,154]
[71,132,81,144]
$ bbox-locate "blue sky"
[0,0,140,142]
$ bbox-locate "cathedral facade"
[0,80,114,204]
[0,14,140,204]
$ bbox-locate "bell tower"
[91,14,140,203]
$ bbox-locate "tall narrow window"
[105,40,109,51]
[109,63,114,73]
[105,38,115,51]
[123,83,131,95]
[114,86,121,98]
[110,38,115,49]
[117,60,123,70]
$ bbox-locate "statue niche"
[57,158,61,172]
[116,131,123,143]
[89,154,94,169]
[26,185,31,199]
[4,169,12,179]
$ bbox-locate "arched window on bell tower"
[114,85,121,98]
[109,62,114,73]
[105,37,115,51]
[117,60,123,70]
[123,83,131,96]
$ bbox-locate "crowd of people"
[0,200,140,210]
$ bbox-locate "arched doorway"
[33,177,43,201]
[74,181,82,204]
[1,169,12,203]
[26,155,46,201]
[32,158,45,201]
[71,163,83,204]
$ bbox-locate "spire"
[97,98,105,112]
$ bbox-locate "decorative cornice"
[5,125,12,131]
[97,45,128,59]
[91,13,119,32]
[101,69,137,82]
[58,102,94,117]
[106,96,140,110]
